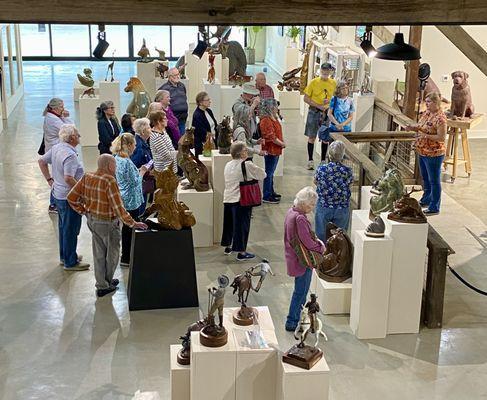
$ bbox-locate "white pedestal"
[360,185,374,210]
[350,209,371,235]
[212,150,232,243]
[79,95,101,147]
[382,212,428,334]
[170,345,190,400]
[223,306,276,332]
[274,86,302,121]
[99,81,121,120]
[136,61,157,100]
[221,85,243,119]
[278,356,330,400]
[191,331,237,400]
[299,95,309,117]
[221,58,229,85]
[177,184,213,248]
[352,93,375,132]
[311,269,352,315]
[350,231,393,339]
[73,81,99,103]
[199,154,213,185]
[203,79,222,122]
[285,47,301,71]
[234,329,278,400]
[185,50,209,105]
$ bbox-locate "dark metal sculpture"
[216,116,232,154]
[177,128,210,192]
[317,223,353,283]
[137,38,151,63]
[207,53,216,84]
[387,188,427,224]
[200,275,229,347]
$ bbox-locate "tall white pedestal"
[299,95,309,117]
[198,154,213,185]
[221,85,243,118]
[177,184,213,248]
[136,61,157,100]
[99,81,121,120]
[352,93,375,132]
[223,306,276,332]
[360,186,374,210]
[277,357,329,400]
[311,270,352,314]
[350,231,393,339]
[170,345,190,400]
[382,212,428,334]
[285,47,301,71]
[191,331,237,400]
[212,150,232,243]
[350,209,371,235]
[273,86,302,121]
[73,81,99,103]
[221,58,229,85]
[79,95,100,147]
[203,79,222,122]
[185,50,209,105]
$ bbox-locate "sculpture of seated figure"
[177,128,210,192]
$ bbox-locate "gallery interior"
[1,2,487,399]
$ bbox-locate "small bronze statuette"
[207,53,216,84]
[177,318,207,365]
[369,168,404,219]
[177,128,210,192]
[365,215,385,238]
[216,116,232,154]
[200,275,229,347]
[81,87,95,98]
[229,71,252,87]
[77,68,94,87]
[202,132,215,157]
[277,67,302,92]
[105,52,116,82]
[317,223,353,283]
[387,188,427,224]
[137,38,151,63]
[124,77,151,118]
[155,47,167,61]
[283,294,327,370]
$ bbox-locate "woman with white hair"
[232,103,266,158]
[96,100,121,155]
[155,89,181,148]
[221,141,266,261]
[314,140,353,241]
[131,118,152,169]
[284,186,325,331]
[38,124,89,271]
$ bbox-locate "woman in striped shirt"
[148,110,178,174]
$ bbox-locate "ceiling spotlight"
[93,24,109,60]
[192,34,208,59]
[375,32,421,61]
[360,26,376,58]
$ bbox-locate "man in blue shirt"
[38,124,89,271]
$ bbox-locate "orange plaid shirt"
[67,172,136,227]
[415,110,447,157]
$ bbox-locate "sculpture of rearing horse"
[230,270,252,305]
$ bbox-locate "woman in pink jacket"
[284,186,325,331]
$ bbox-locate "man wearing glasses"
[159,68,188,135]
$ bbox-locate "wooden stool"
[443,114,483,183]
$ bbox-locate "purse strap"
[241,160,249,182]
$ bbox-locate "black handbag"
[37,137,46,155]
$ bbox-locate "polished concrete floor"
[1,62,487,400]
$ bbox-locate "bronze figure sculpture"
[207,53,216,84]
[77,68,94,87]
[137,38,151,62]
[177,128,210,192]
[299,41,313,94]
[156,62,169,79]
[277,67,302,92]
[177,318,207,365]
[124,77,151,118]
[317,223,353,283]
[369,168,404,219]
[200,275,229,347]
[216,116,232,154]
[154,47,167,61]
[105,60,115,82]
[202,132,215,157]
[387,188,427,224]
[142,163,196,230]
[283,293,327,370]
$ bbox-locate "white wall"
[264,26,290,76]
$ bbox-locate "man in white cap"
[232,82,261,139]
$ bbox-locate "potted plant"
[286,26,302,48]
[244,26,263,65]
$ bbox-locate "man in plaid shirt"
[68,154,147,297]
[255,73,275,100]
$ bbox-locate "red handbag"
[239,160,262,207]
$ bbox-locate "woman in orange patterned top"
[406,93,447,215]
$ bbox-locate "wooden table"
[443,114,484,182]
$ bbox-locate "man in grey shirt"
[159,67,188,135]
[38,124,89,271]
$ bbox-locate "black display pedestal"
[127,227,199,311]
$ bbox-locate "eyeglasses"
[203,98,210,102]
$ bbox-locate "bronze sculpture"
[77,68,94,87]
[229,71,252,87]
[387,188,427,224]
[81,87,96,98]
[207,53,216,84]
[317,223,353,283]
[177,128,210,192]
[450,70,474,120]
[369,168,404,219]
[105,60,115,82]
[216,116,232,154]
[154,47,167,61]
[283,293,327,370]
[177,318,207,365]
[202,132,215,157]
[137,38,150,62]
[142,163,196,230]
[277,67,302,92]
[200,275,229,347]
[156,62,169,79]
[124,77,151,118]
[299,41,313,94]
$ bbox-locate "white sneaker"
[307,160,314,170]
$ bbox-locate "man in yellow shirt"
[303,63,337,170]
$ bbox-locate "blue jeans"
[419,154,444,212]
[54,198,82,267]
[286,268,313,329]
[263,155,280,200]
[315,202,350,242]
[178,120,187,136]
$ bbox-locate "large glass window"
[19,24,50,57]
[10,26,19,88]
[51,24,90,57]
[1,27,12,98]
[90,25,129,57]
[171,26,199,58]
[133,25,170,59]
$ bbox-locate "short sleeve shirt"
[41,142,84,200]
[303,77,337,107]
[415,110,447,157]
[315,162,353,209]
[329,96,355,131]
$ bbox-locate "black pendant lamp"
[192,33,208,59]
[375,32,421,61]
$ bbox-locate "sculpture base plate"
[199,326,228,348]
[177,348,190,365]
[387,213,427,224]
[317,270,352,283]
[282,344,323,370]
[364,231,385,238]
[232,306,259,326]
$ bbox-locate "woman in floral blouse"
[406,92,447,215]
[314,140,353,241]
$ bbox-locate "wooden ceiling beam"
[1,1,487,24]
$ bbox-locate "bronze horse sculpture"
[317,223,353,283]
[230,270,253,305]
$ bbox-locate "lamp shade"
[192,39,207,59]
[360,39,377,58]
[93,31,109,59]
[375,33,421,61]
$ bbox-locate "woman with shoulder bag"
[284,186,325,331]
[221,141,266,261]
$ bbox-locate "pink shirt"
[284,207,325,277]
[164,106,181,147]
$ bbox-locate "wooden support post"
[403,26,423,120]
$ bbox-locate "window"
[171,26,198,58]
[51,24,90,57]
[90,25,129,57]
[10,26,20,88]
[133,25,170,59]
[19,24,50,57]
[1,27,12,97]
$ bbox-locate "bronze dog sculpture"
[216,116,232,154]
[450,70,474,119]
[177,128,210,192]
[124,77,151,118]
[317,224,353,283]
